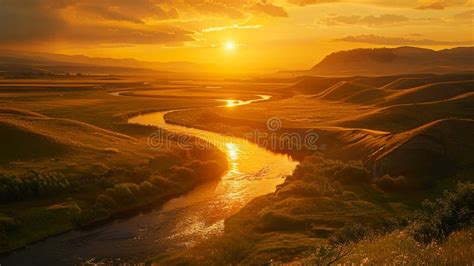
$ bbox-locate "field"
[0,76,238,252]
[154,72,474,264]
[0,72,473,264]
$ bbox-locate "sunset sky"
[0,0,473,71]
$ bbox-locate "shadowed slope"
[315,82,375,101]
[372,119,474,180]
[341,88,392,104]
[380,80,474,106]
[0,108,138,163]
[381,77,437,90]
[337,92,474,132]
[310,47,474,76]
[285,76,348,95]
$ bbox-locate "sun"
[225,41,235,51]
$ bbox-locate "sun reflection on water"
[127,94,297,247]
[225,142,241,174]
[223,99,243,107]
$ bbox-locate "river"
[0,95,298,265]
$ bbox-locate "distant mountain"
[310,46,474,76]
[0,49,210,76]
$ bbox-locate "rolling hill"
[0,107,143,166]
[0,49,209,76]
[380,80,474,106]
[314,81,376,101]
[310,46,474,76]
[337,92,474,132]
[372,118,474,179]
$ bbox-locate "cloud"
[287,0,470,8]
[0,1,66,43]
[0,0,292,46]
[0,0,192,45]
[194,1,245,19]
[202,24,262,33]
[334,34,474,45]
[63,25,195,45]
[75,2,179,23]
[416,0,468,9]
[322,14,410,26]
[251,2,288,17]
[452,9,474,20]
[287,0,338,6]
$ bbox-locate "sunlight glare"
[225,41,235,51]
[224,99,240,107]
[225,142,239,161]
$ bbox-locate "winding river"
[0,95,298,265]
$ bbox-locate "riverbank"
[150,74,474,264]
[0,80,230,257]
[0,82,298,264]
[0,116,228,256]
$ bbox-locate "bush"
[169,166,194,181]
[374,175,408,192]
[0,215,19,233]
[333,163,371,184]
[276,180,337,198]
[292,156,370,185]
[139,181,154,195]
[150,175,171,188]
[257,211,302,231]
[410,182,474,244]
[0,171,75,202]
[106,183,138,203]
[95,194,117,209]
[330,223,370,246]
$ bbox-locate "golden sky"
[0,0,473,72]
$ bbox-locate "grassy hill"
[380,80,474,106]
[315,82,375,101]
[372,119,474,182]
[310,47,474,76]
[0,106,228,253]
[0,107,145,175]
[337,92,474,132]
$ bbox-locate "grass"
[334,226,474,265]
[0,77,233,253]
[149,72,473,264]
[1,73,473,263]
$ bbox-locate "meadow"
[0,72,472,264]
[0,76,236,253]
[154,72,474,264]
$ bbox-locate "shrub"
[106,183,138,203]
[333,163,371,184]
[330,223,370,246]
[0,215,19,233]
[169,166,194,181]
[410,182,474,244]
[293,156,370,185]
[95,193,117,209]
[374,175,408,192]
[150,175,171,188]
[257,211,303,231]
[0,171,75,202]
[139,181,154,195]
[276,180,337,198]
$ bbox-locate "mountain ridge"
[0,49,211,75]
[310,46,474,76]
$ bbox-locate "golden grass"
[336,227,474,265]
